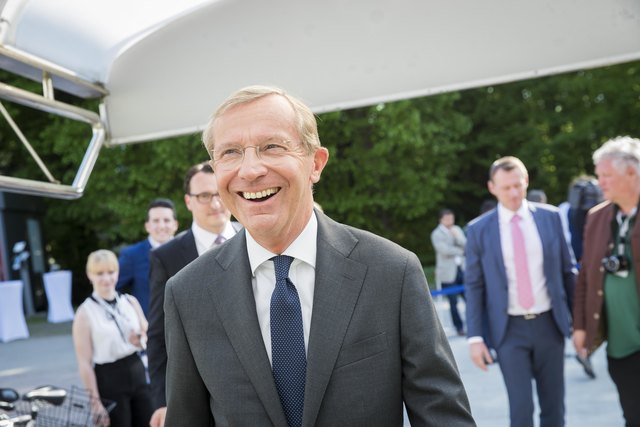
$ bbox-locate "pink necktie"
[213,234,226,246]
[511,214,534,309]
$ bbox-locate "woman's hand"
[129,331,147,350]
[91,399,111,427]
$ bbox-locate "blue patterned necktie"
[270,255,306,427]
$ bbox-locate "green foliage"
[1,61,639,282]
[315,94,472,262]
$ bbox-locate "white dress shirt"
[148,236,167,249]
[497,201,552,315]
[191,220,237,256]
[247,212,317,365]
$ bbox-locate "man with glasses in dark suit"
[147,161,241,427]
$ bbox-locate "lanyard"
[90,293,131,344]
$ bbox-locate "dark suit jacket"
[147,229,198,408]
[573,201,640,353]
[465,203,575,348]
[163,212,474,426]
[147,223,242,409]
[116,239,152,315]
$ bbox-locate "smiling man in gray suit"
[163,85,475,427]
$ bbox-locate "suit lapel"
[530,205,551,261]
[487,211,508,288]
[178,230,199,265]
[303,214,367,427]
[204,216,367,426]
[205,230,288,426]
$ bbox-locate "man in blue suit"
[465,156,575,427]
[116,198,178,315]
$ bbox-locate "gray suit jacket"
[164,211,475,426]
[430,224,466,286]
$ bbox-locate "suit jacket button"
[597,290,603,296]
[599,266,605,273]
[594,313,600,320]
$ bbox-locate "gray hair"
[201,85,321,157]
[593,136,640,175]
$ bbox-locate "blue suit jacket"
[465,203,575,348]
[116,238,152,315]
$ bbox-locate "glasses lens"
[213,140,298,170]
[195,193,213,203]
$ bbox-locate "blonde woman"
[73,250,153,426]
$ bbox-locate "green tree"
[316,93,472,262]
[454,61,640,218]
[1,61,639,292]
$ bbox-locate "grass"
[423,265,436,291]
[26,313,73,337]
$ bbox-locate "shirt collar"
[437,223,450,233]
[615,206,637,222]
[497,199,531,223]
[246,211,318,276]
[191,220,236,248]
[148,236,164,249]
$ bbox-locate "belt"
[510,310,550,320]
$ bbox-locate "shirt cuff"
[467,336,484,344]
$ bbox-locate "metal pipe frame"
[0,45,108,97]
[0,82,106,200]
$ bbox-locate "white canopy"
[1,0,639,198]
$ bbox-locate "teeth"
[242,187,279,200]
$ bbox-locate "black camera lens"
[602,255,629,273]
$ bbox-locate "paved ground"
[0,304,624,426]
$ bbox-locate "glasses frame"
[210,139,301,171]
[188,192,221,204]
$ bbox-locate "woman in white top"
[72,250,153,427]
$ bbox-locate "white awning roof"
[1,0,639,197]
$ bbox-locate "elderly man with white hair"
[573,135,640,427]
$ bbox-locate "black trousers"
[608,350,640,427]
[94,352,154,427]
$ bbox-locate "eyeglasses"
[188,192,222,204]
[211,139,300,171]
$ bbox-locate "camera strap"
[614,208,636,255]
[605,206,637,278]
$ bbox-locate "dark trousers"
[95,352,154,427]
[442,282,464,332]
[608,350,640,427]
[442,267,465,332]
[496,311,565,427]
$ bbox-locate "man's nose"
[210,196,222,208]
[237,147,267,179]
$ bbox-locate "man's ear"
[487,180,495,196]
[310,147,329,184]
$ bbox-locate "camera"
[601,255,629,273]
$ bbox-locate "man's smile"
[241,187,280,201]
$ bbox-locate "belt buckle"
[523,313,537,320]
